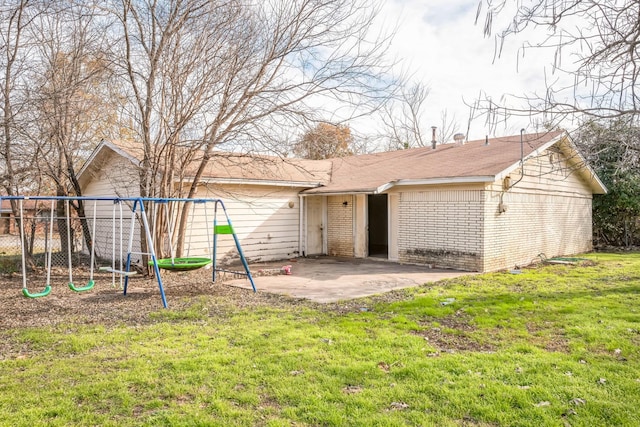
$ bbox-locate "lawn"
[1,252,639,426]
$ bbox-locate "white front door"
[306,196,324,255]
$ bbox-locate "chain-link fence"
[0,200,234,275]
[0,214,143,273]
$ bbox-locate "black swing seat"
[99,267,138,276]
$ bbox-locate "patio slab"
[227,257,472,303]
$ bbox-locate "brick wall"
[396,148,595,272]
[397,189,484,271]
[482,191,592,271]
[327,195,354,257]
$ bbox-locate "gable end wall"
[81,151,143,261]
[482,148,594,271]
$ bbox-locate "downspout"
[509,129,526,189]
[499,129,526,213]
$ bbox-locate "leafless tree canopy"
[473,0,640,131]
[380,82,459,149]
[1,0,398,256]
[575,118,640,174]
[0,0,42,196]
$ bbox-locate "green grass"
[1,252,640,426]
[0,254,21,273]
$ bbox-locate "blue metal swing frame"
[1,196,256,308]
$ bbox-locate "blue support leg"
[150,254,167,308]
[123,252,132,295]
[225,214,256,292]
[234,233,256,292]
[212,209,218,283]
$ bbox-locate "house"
[0,199,54,235]
[77,140,331,263]
[77,131,606,272]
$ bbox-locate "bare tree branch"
[473,0,640,132]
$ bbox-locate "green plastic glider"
[150,257,212,271]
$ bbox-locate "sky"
[373,0,562,142]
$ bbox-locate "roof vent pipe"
[485,135,489,146]
[431,126,437,149]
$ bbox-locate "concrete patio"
[227,257,472,303]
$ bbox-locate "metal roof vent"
[453,133,465,145]
[431,126,437,149]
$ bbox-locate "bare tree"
[381,82,459,149]
[575,118,640,246]
[28,1,114,258]
[473,0,640,131]
[0,0,43,197]
[575,118,640,175]
[381,82,429,149]
[437,109,459,144]
[108,0,395,257]
[0,0,47,266]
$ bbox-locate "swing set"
[3,196,256,308]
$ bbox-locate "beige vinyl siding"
[196,184,302,264]
[81,152,143,262]
[82,153,303,265]
[81,152,140,199]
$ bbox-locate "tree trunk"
[73,200,96,268]
[56,199,70,266]
[175,200,193,258]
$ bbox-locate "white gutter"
[302,176,494,196]
[196,177,324,188]
[374,181,397,194]
[300,190,377,196]
[387,176,494,187]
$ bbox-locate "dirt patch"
[0,259,478,359]
[0,260,451,332]
[414,314,495,353]
[526,323,570,353]
[0,267,307,331]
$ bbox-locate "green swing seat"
[68,280,95,292]
[22,285,52,299]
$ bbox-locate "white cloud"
[375,0,566,140]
